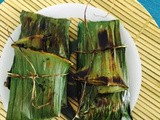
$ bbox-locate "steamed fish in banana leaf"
[6,11,71,119]
[19,11,70,107]
[75,20,132,119]
[19,11,70,58]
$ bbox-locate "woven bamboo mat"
[0,0,160,120]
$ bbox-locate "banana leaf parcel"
[19,11,70,107]
[19,11,70,58]
[6,11,71,119]
[74,20,132,120]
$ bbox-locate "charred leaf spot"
[16,44,25,48]
[74,69,89,80]
[29,36,36,41]
[96,97,108,107]
[42,80,46,86]
[42,34,53,51]
[26,17,32,24]
[26,17,32,27]
[98,76,109,85]
[113,77,120,83]
[26,17,32,22]
[98,29,108,49]
[41,19,46,30]
[42,37,48,51]
[113,76,125,85]
[4,77,11,89]
[38,84,45,92]
[46,58,50,61]
[111,49,115,58]
[49,38,53,48]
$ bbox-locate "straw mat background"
[0,0,160,120]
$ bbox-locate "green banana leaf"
[75,20,132,119]
[7,45,71,119]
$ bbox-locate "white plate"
[0,3,141,111]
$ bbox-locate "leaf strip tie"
[7,72,68,79]
[75,45,126,54]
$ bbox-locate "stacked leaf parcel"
[6,11,72,119]
[74,20,132,119]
